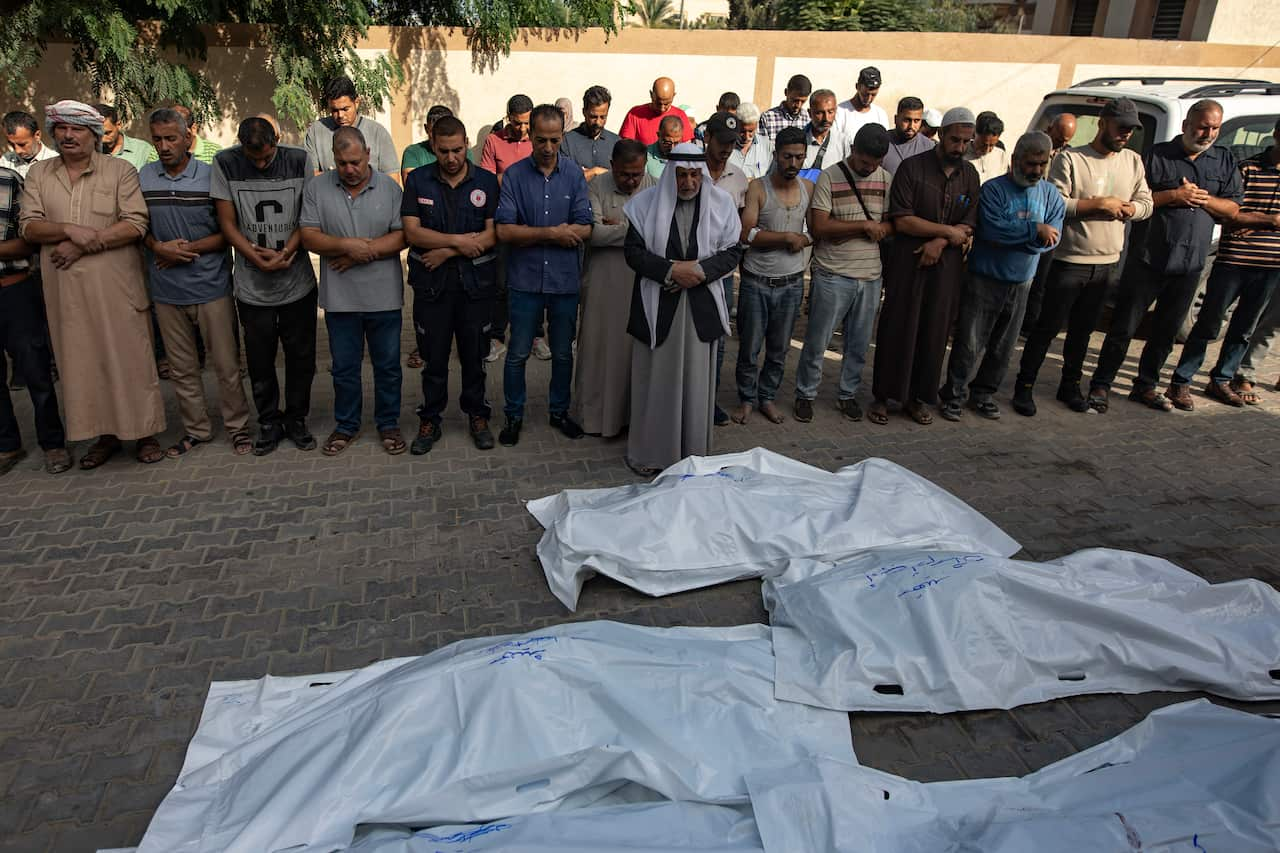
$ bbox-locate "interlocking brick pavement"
[2,311,1280,852]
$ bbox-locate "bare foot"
[759,401,785,424]
[730,402,752,424]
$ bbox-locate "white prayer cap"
[941,107,975,128]
[923,108,943,128]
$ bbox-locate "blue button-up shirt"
[495,156,592,294]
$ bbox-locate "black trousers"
[1091,261,1202,393]
[415,287,493,425]
[1017,260,1116,388]
[0,275,65,452]
[237,288,317,427]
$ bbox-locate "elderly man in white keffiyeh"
[622,142,743,476]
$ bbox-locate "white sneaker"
[486,340,506,363]
[532,337,552,360]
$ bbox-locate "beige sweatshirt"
[1049,145,1153,265]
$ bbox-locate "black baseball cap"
[704,112,740,144]
[1101,97,1142,129]
[858,67,882,88]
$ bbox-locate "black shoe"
[793,397,814,423]
[499,417,522,447]
[285,420,317,451]
[470,416,495,450]
[252,424,283,456]
[411,420,442,455]
[836,398,862,422]
[973,398,1001,419]
[550,413,585,439]
[714,405,730,427]
[1056,381,1089,413]
[1011,382,1036,417]
[938,398,963,421]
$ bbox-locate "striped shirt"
[759,102,808,141]
[1217,152,1280,269]
[810,160,891,279]
[139,157,229,304]
[0,167,30,276]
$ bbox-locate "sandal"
[166,434,209,458]
[322,430,358,457]
[379,427,407,456]
[135,437,165,464]
[231,429,253,455]
[406,349,424,369]
[1230,378,1260,405]
[867,401,890,426]
[905,402,934,425]
[79,437,122,470]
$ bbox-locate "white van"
[1027,78,1279,335]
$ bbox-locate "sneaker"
[938,398,963,421]
[486,340,506,363]
[253,423,283,456]
[469,416,495,450]
[714,405,730,427]
[1087,385,1109,414]
[549,413,585,439]
[973,398,1001,419]
[836,398,862,422]
[499,417,523,447]
[285,420,318,451]
[793,397,814,423]
[1056,381,1088,413]
[532,337,552,360]
[1011,382,1036,417]
[411,420,442,455]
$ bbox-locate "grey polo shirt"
[300,169,404,313]
[139,158,230,305]
[561,126,619,172]
[305,116,399,175]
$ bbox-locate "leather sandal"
[135,437,165,464]
[231,429,253,456]
[166,434,210,458]
[43,448,73,474]
[379,427,407,456]
[79,437,122,470]
[321,430,358,457]
[1230,378,1260,405]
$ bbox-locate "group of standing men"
[2,66,1278,479]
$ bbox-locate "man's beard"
[1182,133,1213,154]
[1010,169,1039,188]
[1102,135,1127,153]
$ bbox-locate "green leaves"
[2,0,621,134]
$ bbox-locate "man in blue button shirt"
[494,104,593,446]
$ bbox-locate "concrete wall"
[11,27,1280,157]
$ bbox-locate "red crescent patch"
[470,189,487,207]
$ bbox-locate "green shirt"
[646,142,668,180]
[192,137,221,165]
[401,140,437,173]
[112,134,158,172]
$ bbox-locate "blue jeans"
[1173,263,1280,386]
[1237,286,1280,383]
[794,266,881,401]
[941,272,1031,402]
[326,309,403,434]
[735,270,803,404]
[504,289,578,419]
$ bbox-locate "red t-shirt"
[618,104,694,146]
[480,131,532,177]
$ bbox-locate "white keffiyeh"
[623,142,740,348]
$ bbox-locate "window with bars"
[1068,0,1100,36]
[1151,0,1187,39]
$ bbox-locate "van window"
[1038,105,1156,155]
[1219,115,1278,162]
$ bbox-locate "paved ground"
[2,311,1280,852]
